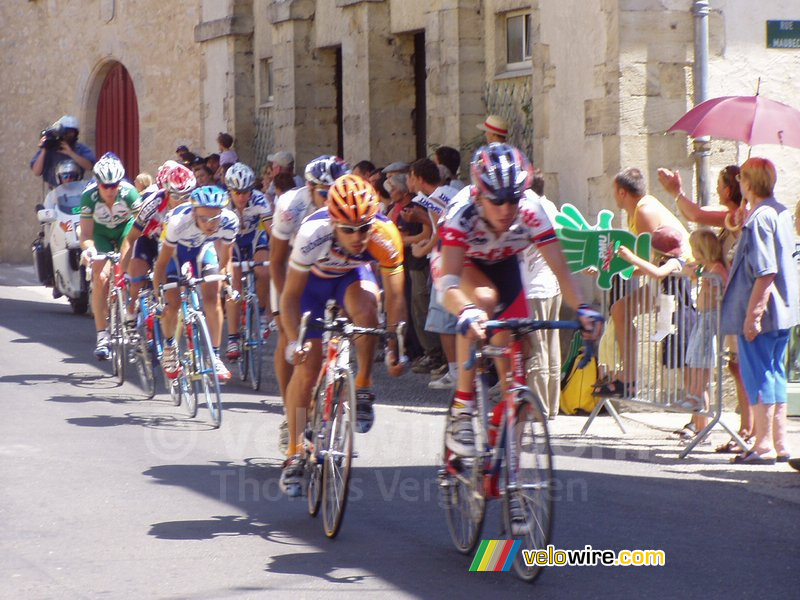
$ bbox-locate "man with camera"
[30,115,95,188]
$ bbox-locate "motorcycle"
[32,180,90,314]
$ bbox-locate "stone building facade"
[1,0,799,262]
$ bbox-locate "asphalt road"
[1,263,798,599]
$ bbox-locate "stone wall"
[0,1,206,262]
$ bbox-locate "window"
[506,12,532,68]
[259,58,274,105]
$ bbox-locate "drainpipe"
[693,1,711,206]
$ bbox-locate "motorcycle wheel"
[70,297,89,315]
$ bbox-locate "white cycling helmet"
[93,152,126,185]
[225,162,256,192]
[56,160,81,184]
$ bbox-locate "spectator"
[206,153,221,176]
[192,163,214,187]
[260,161,274,194]
[133,172,155,194]
[175,144,190,160]
[433,145,465,190]
[476,115,509,144]
[520,169,563,419]
[352,160,376,180]
[657,164,753,450]
[272,171,297,198]
[31,115,96,188]
[593,167,692,398]
[723,157,799,465]
[385,174,438,369]
[679,229,729,438]
[265,151,304,203]
[217,132,238,166]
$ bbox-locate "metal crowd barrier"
[581,271,746,458]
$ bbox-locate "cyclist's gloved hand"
[576,303,604,340]
[384,348,409,377]
[456,305,488,339]
[285,340,310,365]
[80,246,97,267]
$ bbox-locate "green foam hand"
[553,204,651,290]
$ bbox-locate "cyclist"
[223,162,274,360]
[153,185,239,382]
[121,162,196,322]
[437,143,604,458]
[79,152,142,360]
[279,174,408,496]
[270,155,350,451]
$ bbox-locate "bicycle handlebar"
[231,260,270,272]
[463,318,596,370]
[160,273,227,291]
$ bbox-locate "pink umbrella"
[667,95,800,149]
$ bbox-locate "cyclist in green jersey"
[79,152,142,360]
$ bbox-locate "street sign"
[767,20,800,49]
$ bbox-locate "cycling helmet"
[224,162,256,192]
[55,160,81,185]
[469,143,531,203]
[327,174,378,224]
[304,155,351,186]
[156,160,181,189]
[93,152,126,185]
[165,164,197,196]
[190,185,230,209]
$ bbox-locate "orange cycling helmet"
[327,174,379,224]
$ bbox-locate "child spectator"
[679,229,729,436]
[217,132,238,166]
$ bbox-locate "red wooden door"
[95,63,140,178]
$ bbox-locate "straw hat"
[476,115,509,137]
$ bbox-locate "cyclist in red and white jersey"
[121,162,196,319]
[438,143,603,457]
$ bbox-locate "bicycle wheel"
[133,312,156,398]
[306,380,326,517]
[192,315,223,428]
[246,300,262,391]
[175,318,196,416]
[502,390,553,583]
[321,371,354,538]
[110,290,126,384]
[441,414,486,554]
[236,304,248,383]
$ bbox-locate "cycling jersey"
[271,186,315,244]
[231,189,272,238]
[132,189,170,239]
[163,204,239,249]
[289,208,404,279]
[439,187,558,263]
[80,180,142,234]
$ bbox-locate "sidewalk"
[548,409,800,506]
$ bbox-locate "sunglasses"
[314,185,329,199]
[196,214,222,224]
[100,183,119,190]
[484,194,521,206]
[337,221,373,235]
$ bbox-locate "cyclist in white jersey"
[269,155,350,451]
[153,186,240,382]
[437,143,604,457]
[222,162,274,359]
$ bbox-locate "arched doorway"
[95,62,139,178]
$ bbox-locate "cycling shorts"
[93,219,135,253]
[233,229,269,262]
[166,242,219,282]
[300,265,376,339]
[131,236,159,267]
[467,255,529,319]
